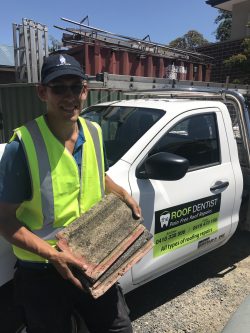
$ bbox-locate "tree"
[223,22,250,83]
[169,37,187,49]
[169,30,209,50]
[214,9,232,42]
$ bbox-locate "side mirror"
[136,152,189,181]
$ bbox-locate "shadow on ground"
[126,229,250,321]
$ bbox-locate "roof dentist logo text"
[158,197,220,230]
[171,206,192,219]
[160,207,192,229]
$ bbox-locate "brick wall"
[197,39,246,83]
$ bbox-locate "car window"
[150,113,220,170]
[83,106,165,166]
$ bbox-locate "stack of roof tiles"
[56,193,153,298]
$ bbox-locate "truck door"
[129,109,237,285]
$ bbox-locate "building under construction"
[56,17,213,82]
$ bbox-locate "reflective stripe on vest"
[25,119,55,239]
[11,115,105,262]
[85,121,105,199]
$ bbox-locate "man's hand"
[123,193,142,219]
[105,174,142,219]
[49,250,87,290]
[0,202,88,290]
[50,239,88,290]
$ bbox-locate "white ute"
[0,89,249,295]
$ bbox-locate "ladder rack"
[88,72,250,96]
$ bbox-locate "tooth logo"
[160,211,170,228]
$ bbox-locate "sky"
[0,0,220,47]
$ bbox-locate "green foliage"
[224,53,247,66]
[223,30,250,83]
[169,30,209,50]
[214,9,232,42]
[169,37,187,49]
[232,79,241,84]
[242,37,250,56]
[214,9,232,25]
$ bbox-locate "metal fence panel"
[0,84,46,142]
[0,84,126,143]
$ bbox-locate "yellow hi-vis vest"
[11,115,105,262]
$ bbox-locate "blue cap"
[41,54,85,84]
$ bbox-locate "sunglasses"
[46,83,84,95]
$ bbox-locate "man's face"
[38,75,88,123]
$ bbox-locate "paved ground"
[126,229,250,333]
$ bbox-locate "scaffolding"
[12,18,49,83]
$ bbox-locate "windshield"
[82,105,165,166]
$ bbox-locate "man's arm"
[0,141,87,289]
[105,174,141,219]
[0,202,87,290]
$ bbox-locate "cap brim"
[42,68,85,84]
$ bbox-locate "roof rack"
[123,87,249,99]
[89,73,250,96]
[124,89,225,98]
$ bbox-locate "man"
[0,53,141,333]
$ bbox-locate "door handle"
[210,181,229,192]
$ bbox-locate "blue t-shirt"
[0,119,108,204]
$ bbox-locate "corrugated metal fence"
[0,84,126,143]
